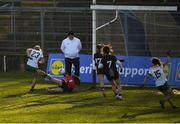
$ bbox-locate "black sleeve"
[94,54,97,66]
[101,57,105,65]
[114,56,117,62]
[94,54,96,61]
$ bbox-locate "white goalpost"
[91,1,178,84]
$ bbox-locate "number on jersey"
[31,51,40,58]
[154,70,161,78]
[95,58,102,66]
[107,61,112,68]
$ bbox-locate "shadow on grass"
[9,93,112,111]
[22,101,61,108]
[121,107,180,119]
[174,120,180,123]
[21,96,101,109]
[64,96,122,111]
[3,92,29,98]
[2,88,47,98]
[1,95,60,110]
[121,108,163,119]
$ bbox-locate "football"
[59,68,65,75]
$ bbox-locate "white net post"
[92,0,97,86]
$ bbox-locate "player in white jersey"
[26,45,45,92]
[142,53,177,109]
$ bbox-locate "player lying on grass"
[40,70,80,93]
[26,45,45,92]
[98,46,123,100]
[94,43,106,97]
[142,53,177,109]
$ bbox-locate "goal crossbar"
[91,5,177,11]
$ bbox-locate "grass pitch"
[0,72,180,123]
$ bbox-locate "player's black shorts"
[61,81,73,92]
[97,68,105,74]
[105,68,119,81]
[157,82,169,93]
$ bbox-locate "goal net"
[91,5,180,86]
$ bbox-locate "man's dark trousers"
[65,57,80,77]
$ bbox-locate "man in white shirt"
[61,31,82,78]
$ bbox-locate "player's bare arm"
[163,55,170,66]
[141,74,151,87]
[163,50,171,66]
[26,48,32,57]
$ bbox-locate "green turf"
[0,72,180,123]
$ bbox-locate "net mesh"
[96,10,180,57]
[95,10,180,85]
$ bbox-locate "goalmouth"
[90,3,178,85]
[91,4,178,59]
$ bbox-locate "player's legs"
[98,74,106,97]
[43,73,63,86]
[114,78,122,96]
[114,79,123,100]
[73,57,80,77]
[110,80,120,99]
[109,79,122,100]
[65,58,72,75]
[108,70,123,100]
[158,83,176,109]
[26,65,39,92]
[112,71,122,97]
[161,88,176,108]
[46,87,63,94]
[98,74,104,88]
[29,72,38,92]
[106,72,121,99]
[110,80,117,94]
[38,70,64,86]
